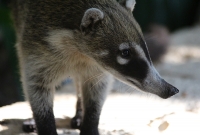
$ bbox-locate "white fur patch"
[119,43,130,50]
[117,56,129,65]
[95,50,109,57]
[126,0,136,11]
[131,44,147,61]
[45,29,103,79]
[126,77,140,86]
[46,29,76,50]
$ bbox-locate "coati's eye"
[121,49,130,58]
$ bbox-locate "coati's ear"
[119,0,136,12]
[80,8,104,34]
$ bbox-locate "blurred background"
[0,0,200,134]
[0,0,22,107]
[0,0,200,106]
[1,0,199,107]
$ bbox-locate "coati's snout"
[141,66,179,99]
[159,80,179,99]
[79,1,179,99]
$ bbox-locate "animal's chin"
[120,78,145,92]
[126,78,143,91]
[114,77,141,91]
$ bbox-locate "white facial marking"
[94,50,109,57]
[135,45,146,57]
[131,44,148,61]
[119,43,130,51]
[117,56,129,65]
[127,77,141,86]
[126,0,136,11]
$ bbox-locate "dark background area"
[0,0,200,107]
[0,0,23,107]
[134,0,200,31]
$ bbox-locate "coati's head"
[77,0,179,99]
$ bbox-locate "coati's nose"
[142,66,179,99]
[160,80,179,99]
[168,87,179,97]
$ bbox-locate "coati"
[9,0,179,135]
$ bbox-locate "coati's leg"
[28,88,57,135]
[20,62,58,135]
[71,77,83,129]
[80,73,113,135]
[71,96,82,129]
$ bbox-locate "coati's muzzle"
[158,79,179,99]
[120,67,179,99]
[138,66,179,99]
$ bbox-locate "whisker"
[145,35,158,40]
[90,75,104,90]
[84,73,103,84]
[115,81,125,93]
[117,82,132,94]
[125,86,133,95]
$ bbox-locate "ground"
[0,25,200,135]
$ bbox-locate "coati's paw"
[22,119,36,133]
[70,116,82,129]
[0,120,9,125]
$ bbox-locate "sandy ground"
[0,25,200,135]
